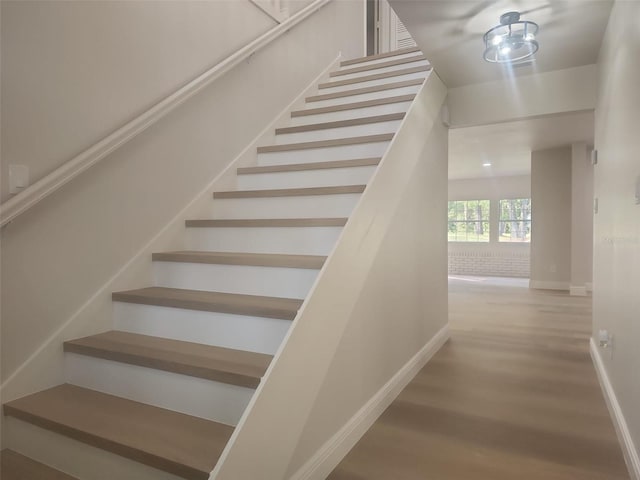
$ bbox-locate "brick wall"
[448,248,530,278]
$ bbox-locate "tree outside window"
[499,198,531,242]
[448,200,490,242]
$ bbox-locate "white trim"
[590,338,640,480]
[569,285,588,296]
[0,54,342,400]
[586,282,593,292]
[289,324,450,480]
[0,0,331,228]
[529,280,570,290]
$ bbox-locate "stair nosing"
[185,218,348,228]
[152,251,326,269]
[306,79,423,103]
[318,65,430,89]
[275,113,405,134]
[213,184,366,199]
[112,287,301,320]
[64,331,272,388]
[237,157,381,175]
[340,47,421,67]
[3,384,231,480]
[257,133,394,153]
[291,94,416,117]
[330,55,428,77]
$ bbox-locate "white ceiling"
[448,110,594,179]
[389,0,613,87]
[386,0,607,180]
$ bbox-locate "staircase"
[2,47,430,480]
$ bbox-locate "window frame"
[447,199,491,243]
[498,198,532,243]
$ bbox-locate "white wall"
[448,175,531,278]
[286,107,448,478]
[447,64,598,127]
[570,142,594,294]
[530,146,572,290]
[0,0,364,392]
[593,0,640,473]
[0,0,276,202]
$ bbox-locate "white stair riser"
[64,353,253,425]
[305,85,420,109]
[288,101,413,127]
[113,302,290,355]
[211,194,361,219]
[332,59,429,82]
[338,51,423,70]
[257,141,390,165]
[5,418,183,480]
[153,262,318,298]
[274,120,401,144]
[319,71,428,94]
[186,226,342,255]
[237,165,377,190]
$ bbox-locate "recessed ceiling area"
[449,110,594,179]
[389,0,613,87]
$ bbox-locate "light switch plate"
[9,164,29,194]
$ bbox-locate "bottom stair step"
[1,449,79,480]
[3,384,233,480]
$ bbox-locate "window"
[499,198,531,242]
[448,200,490,242]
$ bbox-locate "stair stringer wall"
[0,0,365,447]
[211,71,449,480]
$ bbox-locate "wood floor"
[329,276,629,480]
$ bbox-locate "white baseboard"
[289,324,450,480]
[569,285,588,296]
[590,338,640,480]
[529,280,570,291]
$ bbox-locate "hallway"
[329,277,629,479]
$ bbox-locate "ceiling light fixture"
[483,11,539,64]
[483,162,492,167]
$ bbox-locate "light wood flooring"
[329,276,629,480]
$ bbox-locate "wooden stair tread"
[213,185,366,199]
[237,157,381,175]
[112,287,302,320]
[64,331,272,388]
[185,218,347,228]
[257,133,393,153]
[340,47,421,66]
[291,94,416,117]
[306,78,423,102]
[318,65,430,89]
[275,114,404,134]
[331,54,427,77]
[3,384,233,480]
[152,251,326,269]
[1,450,79,480]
